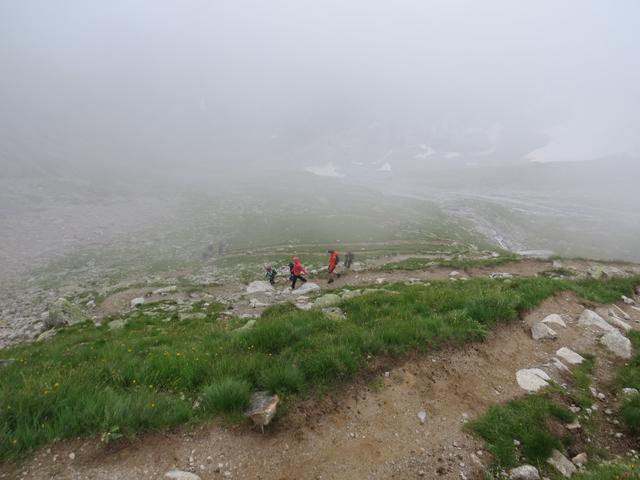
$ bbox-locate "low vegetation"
[470,394,575,467]
[379,254,521,272]
[1,275,639,461]
[617,331,640,432]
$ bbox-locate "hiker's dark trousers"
[291,275,307,289]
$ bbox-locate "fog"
[2,0,639,176]
[1,0,640,284]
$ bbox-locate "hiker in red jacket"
[327,250,340,284]
[290,256,308,289]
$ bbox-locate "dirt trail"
[7,290,640,480]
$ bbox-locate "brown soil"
[5,290,640,480]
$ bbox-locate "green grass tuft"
[201,377,251,414]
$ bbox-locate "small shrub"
[201,378,250,414]
[260,363,305,394]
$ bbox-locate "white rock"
[578,309,617,333]
[531,323,557,340]
[547,449,577,478]
[622,295,636,305]
[153,286,177,295]
[509,465,540,480]
[165,471,201,480]
[130,297,145,308]
[516,369,551,392]
[249,298,268,308]
[556,347,584,365]
[600,331,632,359]
[542,314,566,328]
[246,281,274,294]
[417,410,427,424]
[622,388,639,397]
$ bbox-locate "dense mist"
[2,0,640,177]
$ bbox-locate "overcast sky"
[1,0,639,174]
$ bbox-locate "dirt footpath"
[7,292,640,480]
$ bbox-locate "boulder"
[130,297,145,308]
[622,295,636,305]
[556,347,584,365]
[341,290,362,300]
[246,281,275,294]
[107,319,126,330]
[245,391,279,432]
[542,314,567,328]
[578,309,616,333]
[571,452,588,467]
[46,298,87,330]
[490,272,513,279]
[509,465,540,480]
[600,331,632,359]
[547,449,576,477]
[516,368,551,392]
[622,388,639,397]
[587,265,629,280]
[165,471,201,480]
[313,294,341,308]
[322,307,346,321]
[531,323,557,340]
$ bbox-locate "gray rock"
[107,319,126,330]
[571,453,587,466]
[556,347,584,365]
[417,410,427,424]
[165,471,201,480]
[490,272,513,279]
[313,294,341,308]
[153,286,177,295]
[587,265,629,280]
[578,309,616,333]
[531,322,557,340]
[542,314,566,328]
[245,391,279,432]
[509,465,540,480]
[605,311,631,332]
[516,368,551,392]
[341,289,362,300]
[36,329,57,342]
[547,449,577,477]
[179,312,207,321]
[46,298,87,329]
[600,331,632,359]
[322,307,346,321]
[622,387,639,397]
[246,281,274,294]
[235,319,256,332]
[130,297,145,308]
[622,295,636,305]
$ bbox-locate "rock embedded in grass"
[130,297,145,308]
[313,293,341,308]
[546,449,576,478]
[246,281,274,294]
[509,464,540,480]
[516,368,551,392]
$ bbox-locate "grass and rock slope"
[1,271,639,467]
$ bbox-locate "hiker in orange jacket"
[327,250,340,284]
[290,256,308,289]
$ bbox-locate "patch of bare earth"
[5,291,640,480]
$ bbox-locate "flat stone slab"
[165,471,201,480]
[578,309,617,333]
[245,391,280,430]
[516,368,551,392]
[246,281,275,294]
[542,314,566,328]
[556,347,584,365]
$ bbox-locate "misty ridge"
[1,0,640,282]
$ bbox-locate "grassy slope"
[1,276,639,461]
